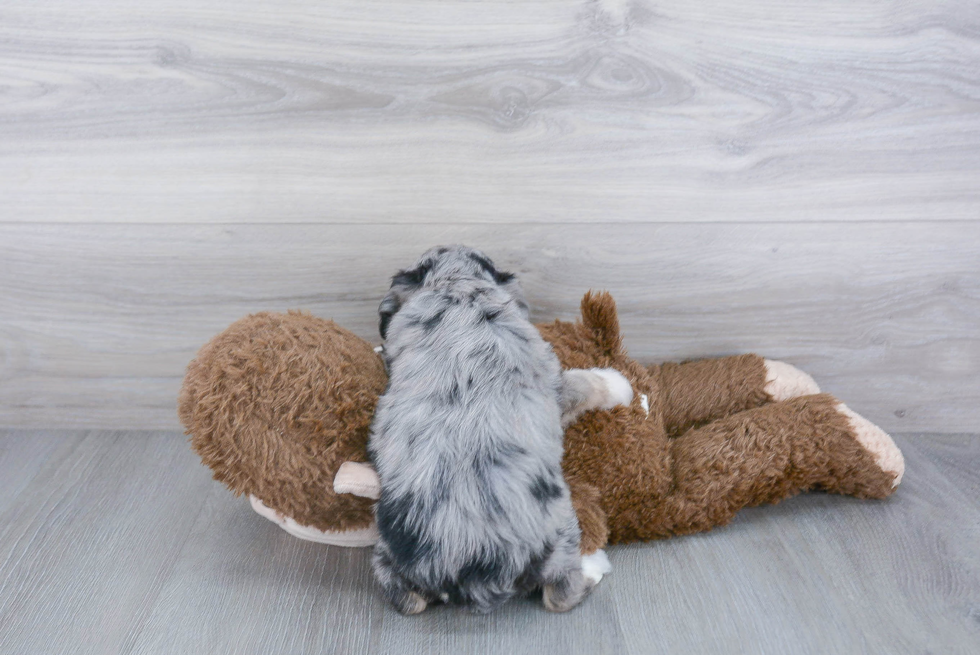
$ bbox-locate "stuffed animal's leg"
[649,355,820,437]
[559,368,634,428]
[649,393,903,537]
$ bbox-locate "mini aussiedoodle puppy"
[368,245,632,614]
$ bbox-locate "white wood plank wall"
[1,1,978,431]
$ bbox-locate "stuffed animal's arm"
[560,368,634,427]
[650,355,819,437]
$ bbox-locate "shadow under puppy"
[369,246,632,614]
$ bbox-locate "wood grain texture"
[0,430,977,654]
[1,0,979,224]
[0,431,216,655]
[1,1,978,431]
[2,221,977,432]
[612,435,980,654]
[0,430,68,516]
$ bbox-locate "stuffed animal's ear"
[334,461,381,499]
[579,290,623,356]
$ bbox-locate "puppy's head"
[378,245,524,340]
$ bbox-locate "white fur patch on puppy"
[835,404,905,487]
[581,549,612,584]
[764,359,821,401]
[560,368,635,427]
[590,368,634,408]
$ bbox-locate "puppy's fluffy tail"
[580,291,623,358]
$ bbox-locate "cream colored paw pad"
[835,404,905,487]
[764,360,821,401]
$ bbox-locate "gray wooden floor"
[1,430,977,654]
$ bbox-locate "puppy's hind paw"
[386,590,428,616]
[543,572,594,613]
[590,368,634,408]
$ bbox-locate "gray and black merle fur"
[368,246,600,615]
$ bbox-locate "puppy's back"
[370,250,581,613]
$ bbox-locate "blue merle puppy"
[369,245,632,614]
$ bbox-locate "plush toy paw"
[764,359,821,401]
[590,368,634,408]
[835,404,905,487]
[580,549,612,585]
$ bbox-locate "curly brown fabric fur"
[180,293,900,554]
[540,292,675,539]
[658,393,896,537]
[566,475,608,555]
[178,311,385,532]
[651,355,772,437]
[548,292,898,547]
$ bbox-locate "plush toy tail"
[579,291,623,358]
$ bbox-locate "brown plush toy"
[178,292,904,568]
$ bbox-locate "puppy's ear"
[379,291,400,340]
[490,268,515,285]
[467,251,527,314]
[468,252,514,285]
[380,261,432,339]
[499,275,529,318]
